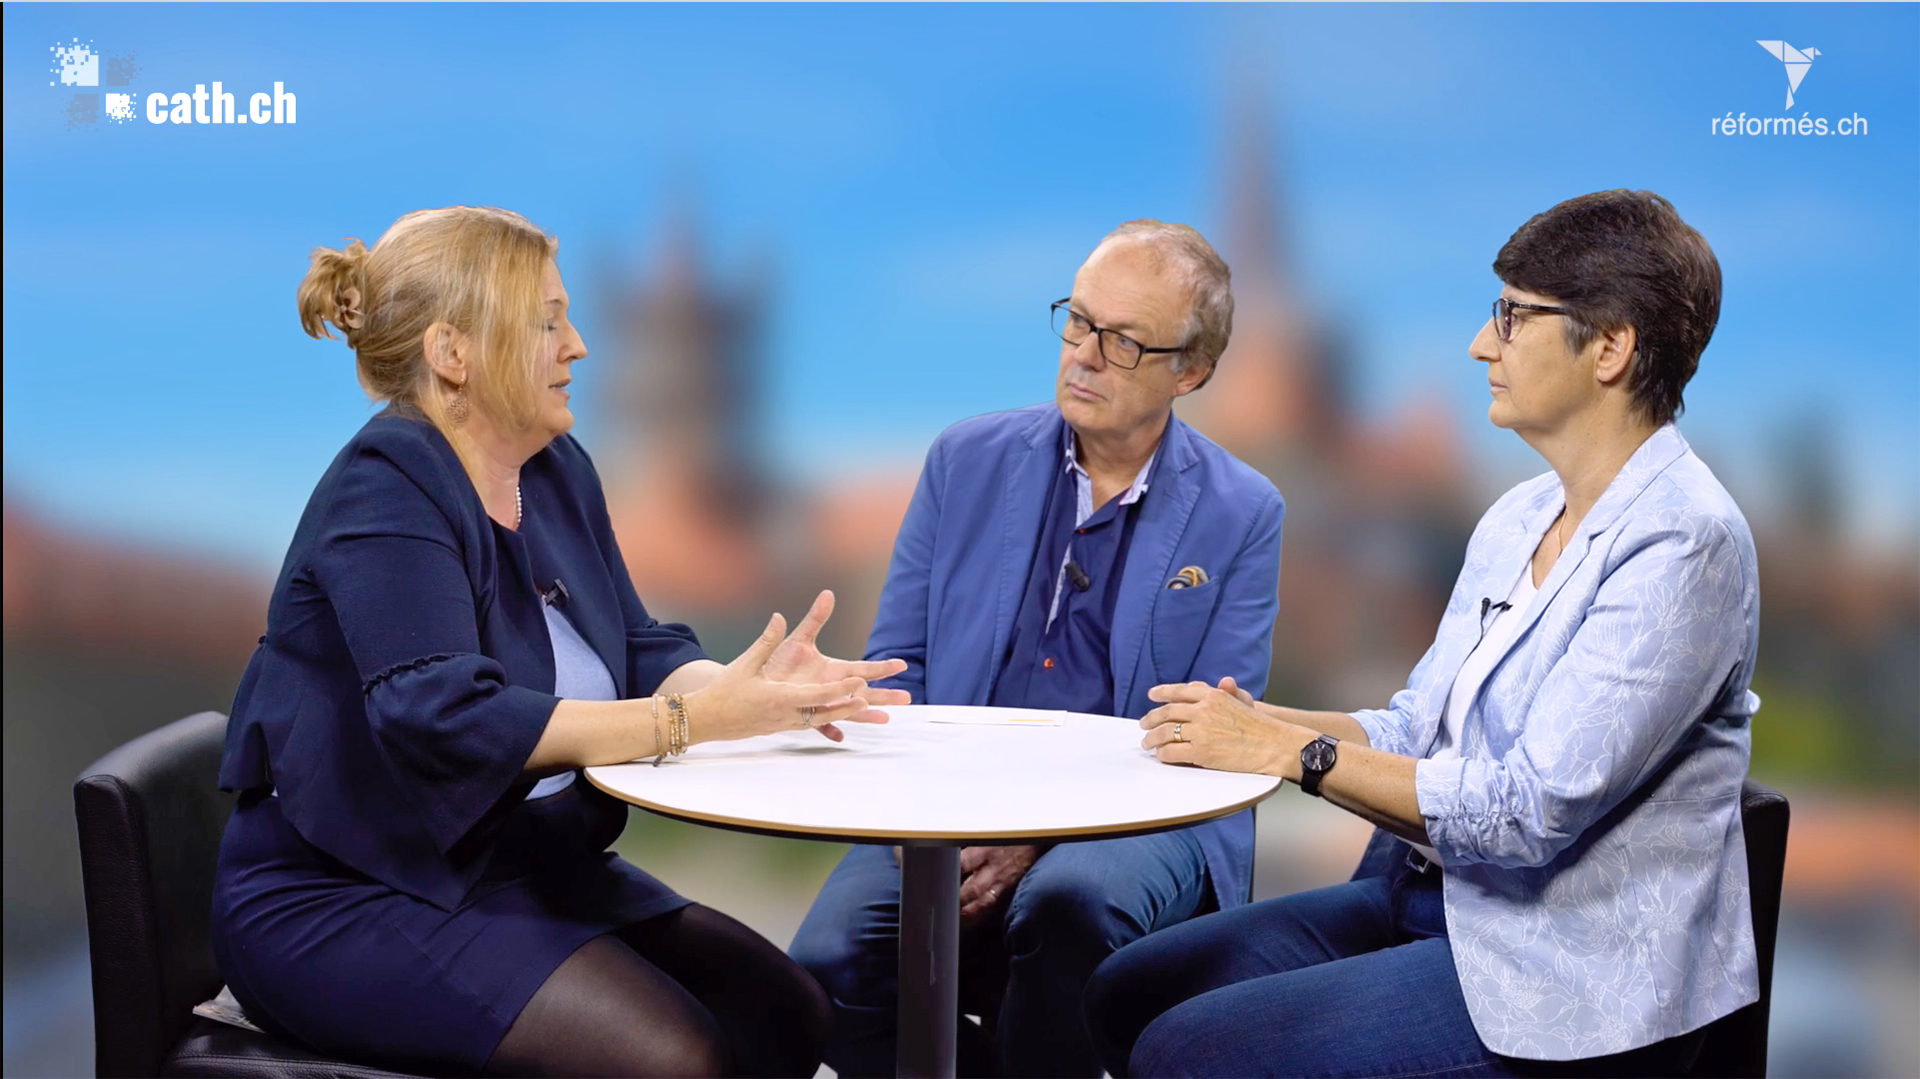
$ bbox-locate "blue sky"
[4,3,1916,571]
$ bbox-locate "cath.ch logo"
[49,37,138,128]
[48,36,297,130]
[1711,36,1866,138]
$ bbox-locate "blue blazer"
[1351,425,1760,1058]
[218,409,707,910]
[865,404,1284,907]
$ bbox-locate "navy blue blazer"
[865,404,1284,906]
[219,409,708,911]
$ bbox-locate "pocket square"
[1168,565,1210,589]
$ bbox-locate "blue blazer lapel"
[1405,489,1553,756]
[1111,417,1201,711]
[521,498,628,699]
[1502,427,1692,662]
[985,413,1058,703]
[1439,427,1694,750]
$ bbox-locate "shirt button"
[1042,657,1055,670]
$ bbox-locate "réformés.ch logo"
[1711,38,1868,138]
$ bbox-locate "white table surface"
[585,704,1282,843]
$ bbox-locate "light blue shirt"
[1048,427,1156,628]
[1351,425,1761,1059]
[526,600,618,799]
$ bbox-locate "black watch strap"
[1299,735,1339,797]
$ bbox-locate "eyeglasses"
[1051,299,1184,370]
[1491,297,1574,342]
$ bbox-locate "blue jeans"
[1085,857,1706,1078]
[789,831,1211,1077]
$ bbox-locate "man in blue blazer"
[790,221,1284,1076]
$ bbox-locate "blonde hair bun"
[296,239,370,341]
[293,207,557,429]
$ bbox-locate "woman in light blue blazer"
[1084,190,1760,1078]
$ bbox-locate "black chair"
[75,711,428,1078]
[1690,779,1790,1078]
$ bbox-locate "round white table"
[586,704,1281,1078]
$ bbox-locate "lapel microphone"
[1480,597,1512,620]
[542,579,570,608]
[1065,561,1092,593]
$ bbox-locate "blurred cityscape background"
[5,4,1916,1076]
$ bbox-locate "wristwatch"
[1299,735,1339,797]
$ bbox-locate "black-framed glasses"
[1051,299,1184,370]
[1491,297,1574,342]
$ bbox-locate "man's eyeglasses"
[1491,297,1574,342]
[1052,299,1184,370]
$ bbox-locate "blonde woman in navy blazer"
[213,207,909,1077]
[1086,191,1760,1077]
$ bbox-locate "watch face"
[1304,738,1337,771]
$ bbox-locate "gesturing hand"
[1140,676,1292,774]
[759,590,912,738]
[687,611,884,745]
[958,844,1043,928]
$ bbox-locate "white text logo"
[144,83,297,125]
[1711,38,1867,138]
[48,37,296,130]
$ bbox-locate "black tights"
[484,904,830,1077]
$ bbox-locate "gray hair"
[1095,220,1234,388]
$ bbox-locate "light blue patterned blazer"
[1350,425,1761,1060]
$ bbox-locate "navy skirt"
[211,779,690,1072]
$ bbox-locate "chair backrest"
[74,711,234,1079]
[1345,779,1791,1076]
[1691,778,1790,1078]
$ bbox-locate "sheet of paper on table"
[921,705,1065,727]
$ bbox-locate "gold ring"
[1173,722,1185,742]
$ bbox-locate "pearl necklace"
[514,484,523,529]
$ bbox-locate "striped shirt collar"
[1062,426,1156,511]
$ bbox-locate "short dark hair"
[1492,190,1721,426]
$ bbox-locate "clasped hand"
[1138,676,1288,774]
[958,844,1042,927]
[690,590,911,743]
